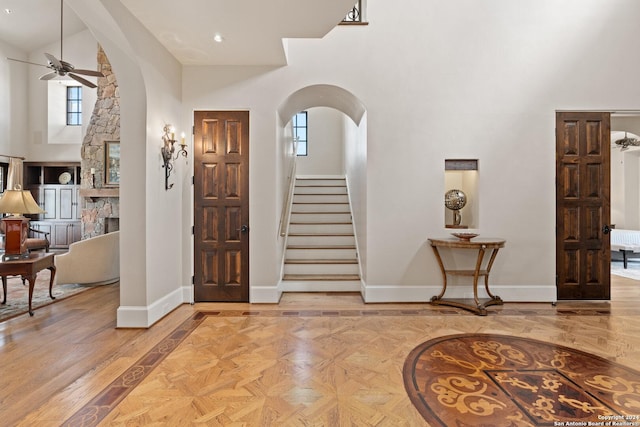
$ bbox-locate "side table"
[428,237,505,315]
[0,252,57,316]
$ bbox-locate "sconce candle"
[161,124,188,190]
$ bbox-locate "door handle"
[602,225,611,235]
[239,225,249,233]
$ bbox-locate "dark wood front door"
[556,112,611,300]
[194,111,249,302]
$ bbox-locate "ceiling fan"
[6,0,104,88]
[613,132,640,151]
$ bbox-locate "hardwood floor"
[0,276,638,426]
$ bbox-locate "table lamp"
[0,186,45,260]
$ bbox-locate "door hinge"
[192,225,195,235]
[192,125,195,135]
[192,176,194,185]
[191,275,194,285]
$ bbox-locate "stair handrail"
[279,137,298,237]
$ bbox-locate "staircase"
[282,176,361,291]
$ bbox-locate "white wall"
[68,0,185,327]
[183,65,283,301]
[611,147,640,230]
[184,0,640,303]
[344,112,367,280]
[15,0,640,315]
[0,41,28,158]
[610,121,640,230]
[296,107,345,176]
[26,28,99,162]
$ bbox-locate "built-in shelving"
[23,162,82,249]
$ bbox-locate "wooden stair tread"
[291,211,351,214]
[287,244,356,249]
[290,222,353,225]
[285,259,358,264]
[292,202,349,205]
[282,274,360,281]
[288,233,354,237]
[295,185,346,188]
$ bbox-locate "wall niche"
[444,159,478,230]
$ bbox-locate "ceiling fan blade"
[44,52,62,69]
[7,57,50,69]
[69,73,97,88]
[71,69,105,77]
[39,72,58,81]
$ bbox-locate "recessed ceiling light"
[4,8,13,14]
[213,34,224,43]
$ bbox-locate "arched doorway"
[277,85,368,293]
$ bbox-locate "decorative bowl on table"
[451,232,479,241]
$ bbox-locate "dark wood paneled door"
[194,111,249,302]
[556,112,611,300]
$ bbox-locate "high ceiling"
[0,0,86,52]
[0,0,355,65]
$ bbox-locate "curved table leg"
[473,246,486,314]
[1,275,6,304]
[484,248,503,302]
[25,274,36,316]
[430,245,448,301]
[48,266,57,300]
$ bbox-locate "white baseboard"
[250,285,282,303]
[182,285,194,304]
[116,282,557,326]
[116,287,186,328]
[363,284,556,303]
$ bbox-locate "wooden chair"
[0,222,50,254]
[25,227,50,253]
[0,223,50,285]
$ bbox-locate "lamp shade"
[0,189,45,215]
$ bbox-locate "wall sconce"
[161,124,188,190]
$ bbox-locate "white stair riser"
[286,248,357,259]
[283,177,360,285]
[293,194,349,203]
[280,281,362,292]
[288,235,355,246]
[290,213,352,223]
[289,223,354,234]
[284,263,360,275]
[295,186,347,195]
[291,203,350,212]
[296,179,346,187]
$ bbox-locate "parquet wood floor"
[0,276,638,426]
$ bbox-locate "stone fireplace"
[80,46,120,239]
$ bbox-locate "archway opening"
[277,85,368,292]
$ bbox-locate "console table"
[428,237,505,315]
[0,252,56,316]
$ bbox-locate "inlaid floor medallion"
[403,334,640,426]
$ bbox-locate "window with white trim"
[66,86,82,126]
[293,111,308,156]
